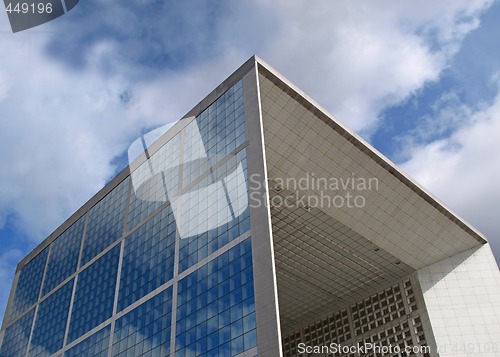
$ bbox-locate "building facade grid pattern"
[80,177,129,266]
[67,245,120,343]
[0,308,35,357]
[8,248,48,322]
[65,325,111,357]
[282,278,430,357]
[117,205,176,312]
[29,279,74,357]
[41,216,86,297]
[175,238,256,357]
[1,79,255,357]
[127,132,180,231]
[113,288,173,357]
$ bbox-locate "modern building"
[1,56,499,357]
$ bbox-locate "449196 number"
[5,2,53,14]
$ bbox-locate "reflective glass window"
[176,238,256,356]
[178,149,250,273]
[68,245,120,343]
[9,248,48,321]
[81,178,129,265]
[65,325,110,357]
[128,133,180,230]
[42,216,85,296]
[127,80,247,275]
[194,80,245,159]
[0,308,35,357]
[112,288,173,357]
[118,205,176,311]
[29,279,74,357]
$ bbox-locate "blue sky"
[1,0,500,323]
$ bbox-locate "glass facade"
[175,239,256,357]
[8,248,48,322]
[113,288,173,357]
[80,177,129,266]
[127,132,180,231]
[42,216,86,296]
[1,308,35,357]
[30,279,74,356]
[65,325,111,357]
[0,80,256,357]
[68,245,120,343]
[118,206,176,312]
[178,149,250,274]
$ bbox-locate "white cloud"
[0,27,246,241]
[401,84,500,260]
[0,36,130,239]
[220,0,493,133]
[394,90,476,161]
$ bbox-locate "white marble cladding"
[417,244,500,356]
